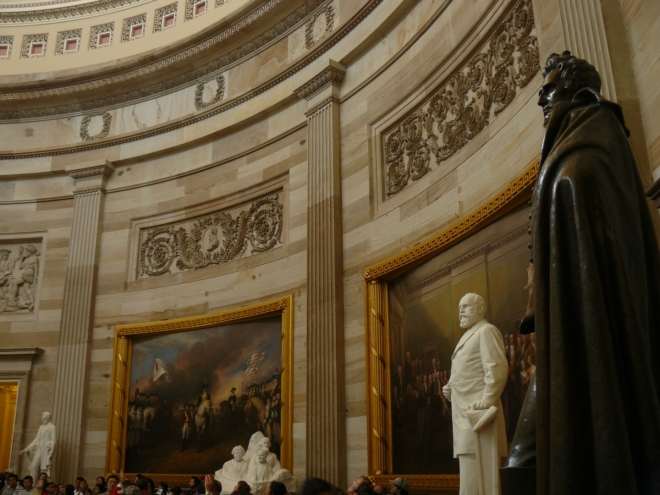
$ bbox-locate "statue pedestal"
[499,466,536,495]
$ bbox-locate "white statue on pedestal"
[442,294,508,495]
[19,412,56,481]
[214,432,297,495]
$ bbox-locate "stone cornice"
[66,160,115,181]
[0,0,150,24]
[294,62,346,100]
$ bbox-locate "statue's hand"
[442,384,451,401]
[471,401,491,410]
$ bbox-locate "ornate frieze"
[305,3,334,49]
[0,242,42,314]
[154,3,178,32]
[0,36,13,60]
[80,112,112,141]
[55,29,82,55]
[0,0,146,25]
[294,63,345,100]
[383,0,539,197]
[20,34,48,58]
[139,193,284,279]
[185,0,206,20]
[194,75,225,110]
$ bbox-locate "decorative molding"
[0,0,384,155]
[55,29,82,55]
[89,22,115,50]
[139,192,283,278]
[154,3,178,32]
[364,159,539,282]
[67,163,115,181]
[20,34,48,58]
[79,112,112,142]
[0,0,378,118]
[383,0,539,197]
[304,94,340,117]
[122,13,146,42]
[294,64,345,100]
[0,36,13,60]
[304,2,334,49]
[0,0,149,25]
[194,75,225,110]
[215,0,231,7]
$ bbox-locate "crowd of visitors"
[0,470,406,495]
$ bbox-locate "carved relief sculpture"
[0,244,40,313]
[383,0,539,197]
[139,193,283,278]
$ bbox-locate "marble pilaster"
[294,60,347,486]
[51,160,114,482]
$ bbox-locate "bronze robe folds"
[532,89,660,495]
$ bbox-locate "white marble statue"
[442,293,508,495]
[19,412,56,481]
[215,432,297,495]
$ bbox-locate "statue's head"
[231,445,245,462]
[256,449,267,463]
[539,51,601,127]
[458,293,486,329]
[41,412,51,424]
[258,437,272,450]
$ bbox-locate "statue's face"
[458,295,483,329]
[257,451,266,463]
[538,69,574,128]
[259,438,271,450]
[233,449,244,462]
[42,413,50,425]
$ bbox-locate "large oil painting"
[387,205,532,474]
[106,297,293,482]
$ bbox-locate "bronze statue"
[502,51,660,495]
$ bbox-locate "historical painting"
[364,161,537,490]
[387,205,532,474]
[106,297,293,482]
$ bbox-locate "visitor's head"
[106,476,119,493]
[23,476,34,491]
[189,478,201,489]
[7,474,18,488]
[157,483,168,495]
[79,480,88,491]
[96,478,105,487]
[65,485,75,495]
[168,487,181,495]
[388,479,409,495]
[59,484,66,495]
[36,480,46,491]
[539,51,601,127]
[458,293,486,329]
[264,482,286,495]
[46,482,57,494]
[232,481,250,495]
[134,478,152,495]
[301,478,334,495]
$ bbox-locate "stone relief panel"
[121,13,146,42]
[80,111,112,141]
[55,28,82,55]
[0,241,42,314]
[382,0,539,198]
[89,22,114,49]
[305,3,334,49]
[20,34,48,58]
[194,75,225,110]
[154,3,178,32]
[138,192,284,279]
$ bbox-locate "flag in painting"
[153,357,168,382]
[242,352,265,381]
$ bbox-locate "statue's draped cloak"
[532,89,660,495]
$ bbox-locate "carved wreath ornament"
[384,0,539,197]
[140,194,283,278]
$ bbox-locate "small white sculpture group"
[215,432,297,495]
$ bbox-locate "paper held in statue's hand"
[466,406,500,495]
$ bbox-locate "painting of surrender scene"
[388,205,533,474]
[124,316,283,474]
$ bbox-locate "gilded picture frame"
[363,161,538,491]
[105,295,294,485]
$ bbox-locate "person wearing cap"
[387,479,408,495]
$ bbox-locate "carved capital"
[65,159,114,193]
[294,60,346,100]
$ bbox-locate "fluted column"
[294,60,346,486]
[52,160,114,482]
